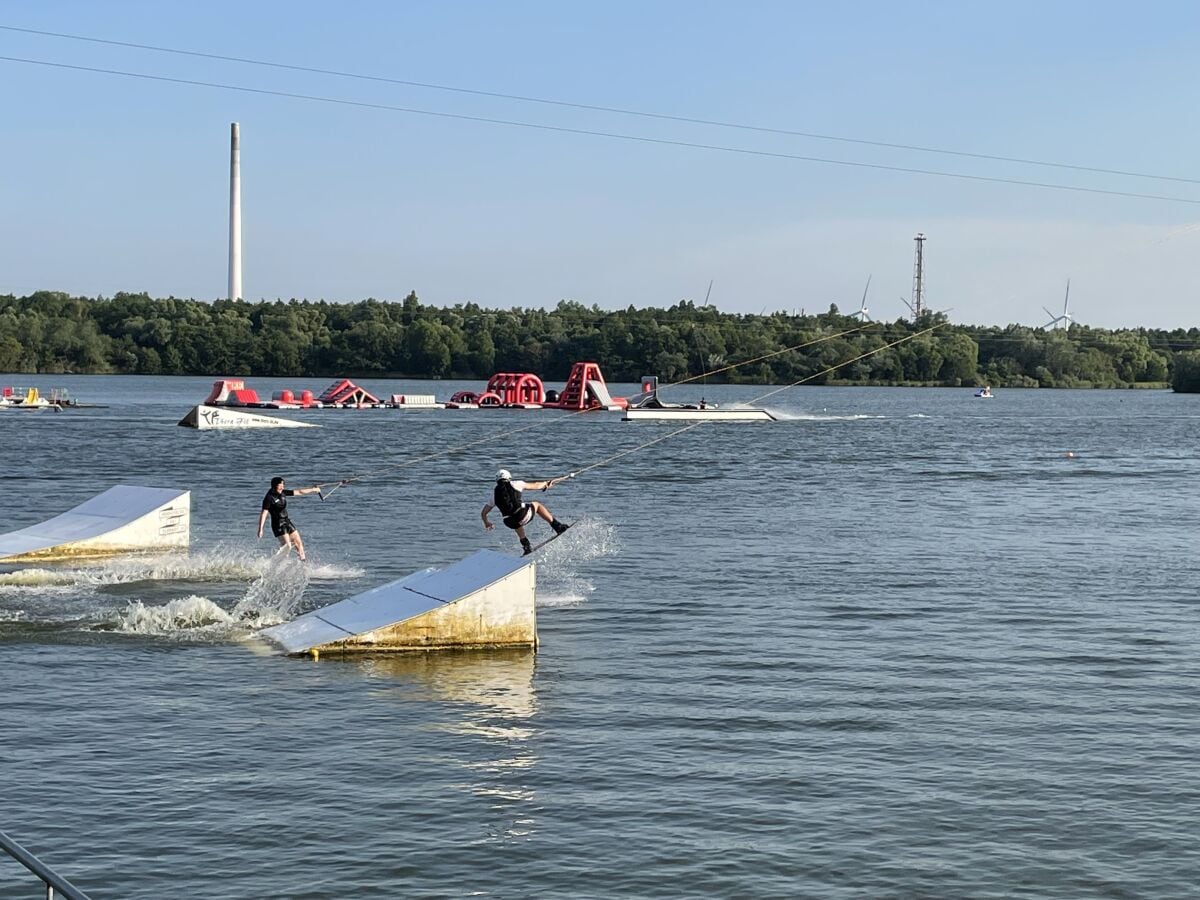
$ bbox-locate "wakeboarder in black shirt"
[257,476,322,562]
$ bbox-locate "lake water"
[1,375,1199,898]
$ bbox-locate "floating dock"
[623,406,776,421]
[622,377,775,421]
[259,550,537,656]
[178,405,319,429]
[388,393,444,409]
[0,485,190,563]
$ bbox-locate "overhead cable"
[2,23,1196,187]
[1,55,1198,207]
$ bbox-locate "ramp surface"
[0,485,190,562]
[585,380,618,407]
[178,405,318,429]
[260,550,534,654]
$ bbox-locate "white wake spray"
[769,411,886,422]
[531,518,618,607]
[112,552,314,638]
[0,546,363,593]
[230,550,312,624]
[115,595,234,636]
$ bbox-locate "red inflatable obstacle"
[204,379,247,405]
[446,390,502,409]
[269,389,319,409]
[204,379,321,408]
[552,362,628,411]
[485,372,546,407]
[317,378,381,407]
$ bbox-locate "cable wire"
[2,23,1197,186]
[551,323,949,482]
[2,54,1199,206]
[316,326,865,489]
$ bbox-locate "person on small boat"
[481,469,570,555]
[257,476,321,562]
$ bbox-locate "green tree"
[467,328,496,376]
[0,335,25,371]
[936,333,979,384]
[1171,350,1200,392]
[406,320,451,376]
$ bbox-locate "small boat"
[0,387,55,410]
[622,377,776,422]
[974,386,994,398]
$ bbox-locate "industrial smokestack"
[228,122,242,301]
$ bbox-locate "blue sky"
[2,0,1198,327]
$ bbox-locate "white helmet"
[496,468,511,481]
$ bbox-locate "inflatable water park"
[180,361,774,426]
[194,362,631,412]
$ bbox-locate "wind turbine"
[1043,280,1074,329]
[851,275,872,321]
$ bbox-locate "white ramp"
[178,405,319,429]
[0,485,190,562]
[585,380,622,410]
[260,549,536,655]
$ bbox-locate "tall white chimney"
[228,122,242,301]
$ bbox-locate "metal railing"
[0,830,92,900]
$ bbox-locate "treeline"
[1,290,1198,389]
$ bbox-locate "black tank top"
[494,481,523,516]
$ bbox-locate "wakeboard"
[520,520,580,557]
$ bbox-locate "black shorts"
[502,505,534,529]
[272,519,297,537]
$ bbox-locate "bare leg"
[530,501,569,535]
[515,525,528,542]
[276,531,307,562]
[288,531,307,562]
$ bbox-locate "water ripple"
[2,381,1200,897]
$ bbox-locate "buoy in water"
[1065,451,1077,459]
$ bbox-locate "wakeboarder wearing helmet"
[481,469,570,555]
